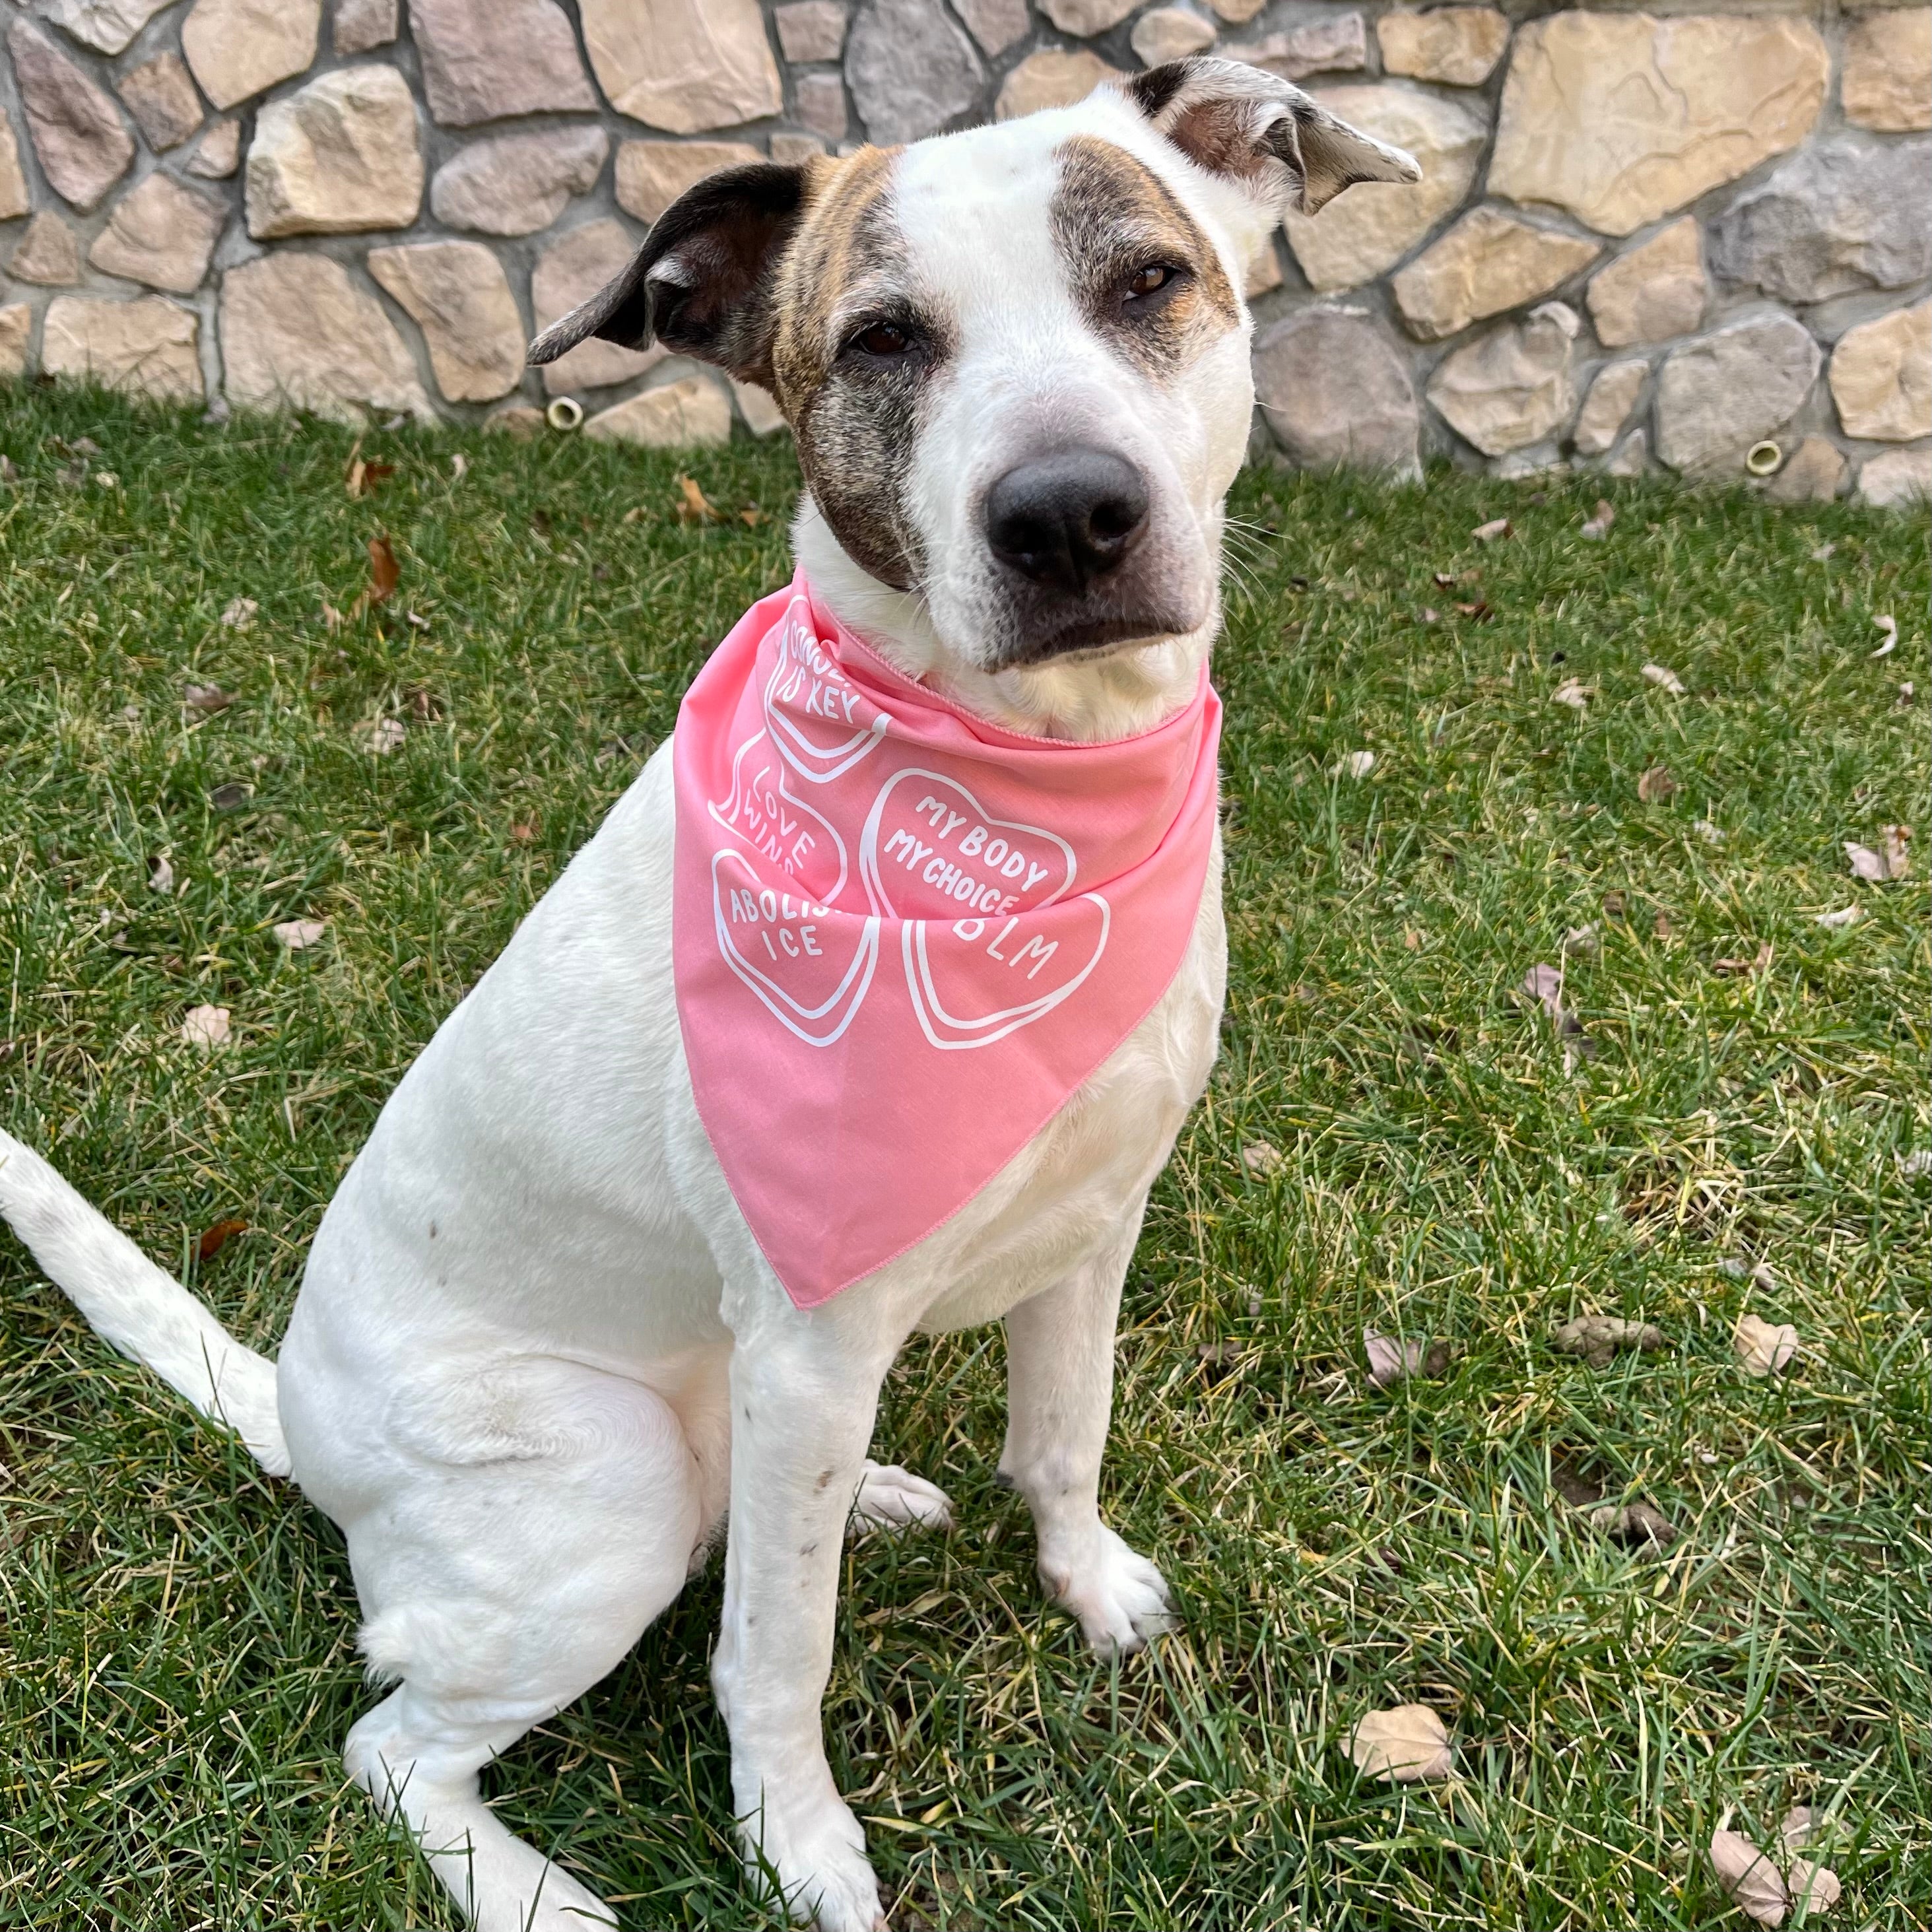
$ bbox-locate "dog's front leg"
[714,1311,896,1932]
[999,1225,1176,1657]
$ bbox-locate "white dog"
[1,60,1413,1932]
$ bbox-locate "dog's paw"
[1041,1523,1176,1659]
[742,1795,886,1932]
[850,1459,953,1536]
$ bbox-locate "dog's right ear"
[527,162,812,389]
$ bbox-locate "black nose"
[983,448,1150,595]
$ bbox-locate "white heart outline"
[711,848,879,1048]
[762,595,890,783]
[708,727,849,900]
[857,766,1076,920]
[902,894,1111,1051]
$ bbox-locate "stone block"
[1605,427,1648,475]
[0,303,31,381]
[531,218,664,395]
[954,0,1030,57]
[43,294,202,400]
[852,0,986,142]
[582,0,782,133]
[411,0,597,127]
[1131,11,1218,67]
[246,65,424,240]
[0,117,28,222]
[733,377,788,435]
[1489,13,1827,237]
[1427,301,1580,455]
[1764,435,1846,502]
[1587,219,1706,349]
[583,374,733,446]
[41,0,175,57]
[1391,207,1600,341]
[615,141,764,224]
[1209,0,1267,19]
[1653,313,1820,473]
[1376,9,1509,87]
[1282,86,1486,292]
[776,2,849,63]
[796,73,848,143]
[997,51,1124,120]
[1042,0,1138,31]
[1572,358,1648,455]
[1830,302,1931,442]
[432,128,609,237]
[369,240,525,402]
[1843,9,1931,133]
[220,251,432,422]
[181,0,323,112]
[88,174,228,293]
[117,54,203,154]
[9,211,83,286]
[335,0,400,56]
[1254,308,1420,473]
[1225,17,1368,82]
[187,120,242,178]
[1858,446,1932,506]
[770,133,828,166]
[9,18,135,213]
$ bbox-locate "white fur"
[0,75,1395,1932]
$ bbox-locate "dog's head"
[531,59,1415,688]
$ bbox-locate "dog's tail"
[0,1129,290,1476]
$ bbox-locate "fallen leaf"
[1652,909,1673,939]
[739,505,766,527]
[1642,663,1686,696]
[1602,890,1627,919]
[1898,1149,1932,1178]
[1552,678,1593,711]
[1580,499,1615,539]
[1562,923,1598,956]
[1455,599,1494,621]
[320,601,345,630]
[1418,606,1440,623]
[352,717,406,756]
[1719,1257,1778,1291]
[405,607,432,631]
[1196,1340,1241,1381]
[92,469,120,489]
[674,474,722,524]
[364,534,400,605]
[1869,613,1896,658]
[1710,1817,1842,1927]
[449,451,468,481]
[1813,905,1861,928]
[147,854,174,895]
[1333,750,1376,778]
[209,781,251,811]
[1811,541,1836,561]
[1521,962,1566,1024]
[273,918,328,950]
[1587,1499,1678,1548]
[1347,1705,1453,1782]
[1712,942,1774,976]
[1242,1141,1284,1177]
[1364,1329,1451,1387]
[197,1217,248,1263]
[510,812,541,844]
[180,1004,231,1049]
[1694,818,1725,844]
[1844,842,1887,882]
[183,682,235,715]
[1553,1315,1665,1368]
[0,454,17,486]
[220,595,257,630]
[1638,764,1677,803]
[1881,824,1911,876]
[1432,571,1455,589]
[1735,1312,1799,1377]
[346,456,395,498]
[1472,517,1511,543]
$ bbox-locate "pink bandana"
[673,571,1222,1308]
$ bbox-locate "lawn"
[1,380,1926,1932]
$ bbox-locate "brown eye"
[854,321,912,357]
[1125,264,1176,300]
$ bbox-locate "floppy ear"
[527,162,811,387]
[1120,57,1419,215]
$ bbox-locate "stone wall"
[1,0,1926,503]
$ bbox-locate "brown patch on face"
[770,147,938,594]
[1051,135,1240,382]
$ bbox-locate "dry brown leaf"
[1242,1141,1284,1178]
[1472,517,1511,543]
[1602,890,1627,919]
[1364,1329,1451,1387]
[674,474,722,524]
[220,595,257,630]
[1870,613,1896,658]
[1562,923,1599,956]
[209,781,251,811]
[1694,818,1724,844]
[1587,1499,1678,1548]
[449,451,468,481]
[1898,1149,1932,1179]
[1814,906,1861,929]
[352,717,406,756]
[197,1216,248,1263]
[1581,499,1615,539]
[1652,908,1673,938]
[346,456,395,499]
[1638,764,1677,803]
[511,813,541,845]
[1552,679,1593,711]
[1735,1312,1799,1377]
[1711,1828,1793,1926]
[1333,750,1376,778]
[180,1004,230,1049]
[1347,1704,1453,1782]
[1712,942,1774,976]
[366,534,400,603]
[1642,663,1686,696]
[183,682,235,715]
[1553,1315,1665,1368]
[273,918,328,950]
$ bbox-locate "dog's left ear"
[527,161,811,387]
[1121,57,1419,216]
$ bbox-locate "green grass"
[1,380,1926,1932]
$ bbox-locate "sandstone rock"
[583,374,733,447]
[954,0,1030,57]
[432,127,609,236]
[850,0,986,142]
[1708,141,1932,305]
[369,240,523,401]
[1843,9,1931,133]
[246,65,424,239]
[1654,314,1820,473]
[1042,0,1138,32]
[9,18,135,213]
[1830,302,1931,442]
[41,0,175,57]
[770,133,828,165]
[1489,13,1827,237]
[1428,301,1580,455]
[582,0,782,133]
[531,218,665,394]
[220,251,432,422]
[1282,86,1486,292]
[9,210,83,285]
[1376,8,1509,87]
[1245,236,1283,296]
[88,173,227,293]
[998,50,1127,120]
[1573,358,1648,455]
[615,140,763,223]
[0,303,31,381]
[181,0,323,112]
[1132,9,1218,66]
[117,54,203,153]
[1587,218,1706,349]
[187,119,242,178]
[1,116,28,222]
[1254,308,1420,473]
[1764,435,1846,503]
[412,0,598,127]
[1858,446,1932,507]
[1605,427,1648,475]
[335,0,400,55]
[776,1,849,63]
[733,376,788,435]
[486,403,547,438]
[1209,0,1267,20]
[796,73,848,141]
[1226,17,1368,81]
[1391,207,1599,341]
[43,294,202,400]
